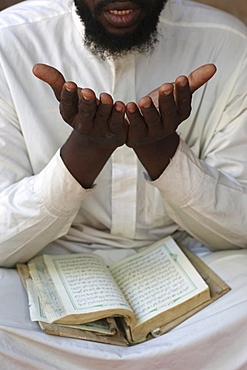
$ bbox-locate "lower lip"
[104,9,142,29]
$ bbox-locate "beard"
[74,0,167,59]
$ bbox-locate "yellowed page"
[109,237,209,325]
[28,254,132,324]
[26,277,114,335]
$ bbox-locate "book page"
[28,254,131,323]
[26,277,114,335]
[109,237,209,325]
[26,277,48,322]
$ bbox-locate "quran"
[17,236,230,346]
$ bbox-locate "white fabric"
[0,0,247,267]
[1,249,247,369]
[0,0,247,368]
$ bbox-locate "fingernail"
[114,102,123,112]
[127,104,136,113]
[140,97,151,109]
[142,102,151,109]
[161,88,173,96]
[82,94,91,101]
[81,88,92,101]
[177,76,188,87]
[64,84,74,92]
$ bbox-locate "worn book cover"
[17,237,230,346]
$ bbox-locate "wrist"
[134,133,180,180]
[60,130,115,188]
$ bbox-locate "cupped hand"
[125,64,216,148]
[33,64,128,150]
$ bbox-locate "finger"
[77,88,97,133]
[95,93,113,127]
[158,83,178,134]
[147,64,217,106]
[158,83,177,117]
[138,96,161,130]
[174,76,192,120]
[32,63,66,102]
[109,101,126,134]
[126,102,147,147]
[126,102,146,130]
[188,64,217,93]
[59,82,79,123]
[147,88,159,109]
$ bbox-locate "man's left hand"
[125,64,216,179]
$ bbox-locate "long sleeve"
[0,0,247,268]
[0,121,92,266]
[0,7,95,267]
[152,112,247,249]
[150,13,247,250]
[0,57,91,267]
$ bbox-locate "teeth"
[109,10,133,15]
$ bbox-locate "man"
[0,0,246,269]
[0,1,247,367]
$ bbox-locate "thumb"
[32,63,66,102]
[188,64,217,93]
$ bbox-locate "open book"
[17,237,230,345]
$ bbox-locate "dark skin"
[32,0,217,188]
[33,63,216,188]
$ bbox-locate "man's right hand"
[33,64,127,188]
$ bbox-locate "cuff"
[150,139,205,207]
[30,150,93,216]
